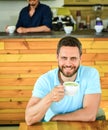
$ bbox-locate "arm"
[25,85,64,125]
[16,25,51,33]
[16,6,52,33]
[25,94,52,125]
[51,93,101,121]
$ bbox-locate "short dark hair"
[57,36,82,56]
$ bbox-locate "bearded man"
[25,36,102,125]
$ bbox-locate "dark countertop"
[0,29,108,39]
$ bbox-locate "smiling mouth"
[64,66,73,69]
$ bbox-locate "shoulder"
[34,68,58,90]
[39,3,50,8]
[80,65,99,72]
[20,6,28,13]
[79,65,99,77]
[39,3,51,10]
[35,68,58,84]
[40,68,58,79]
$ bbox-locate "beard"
[29,3,36,6]
[58,64,80,78]
[29,0,38,6]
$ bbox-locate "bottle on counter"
[70,15,76,31]
[94,17,103,33]
[86,15,91,29]
[96,17,103,25]
[76,10,81,30]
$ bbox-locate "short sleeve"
[44,108,56,122]
[32,76,50,98]
[85,68,101,94]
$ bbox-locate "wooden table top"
[19,120,108,130]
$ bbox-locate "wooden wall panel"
[0,38,108,124]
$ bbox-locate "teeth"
[65,68,72,71]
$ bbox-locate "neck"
[30,2,39,9]
[58,71,77,84]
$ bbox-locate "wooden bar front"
[0,37,108,124]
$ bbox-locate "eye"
[61,57,67,60]
[71,57,78,61]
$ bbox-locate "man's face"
[57,46,81,77]
[28,0,39,6]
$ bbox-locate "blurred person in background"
[6,0,52,33]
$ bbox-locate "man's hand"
[50,85,65,102]
[16,27,28,33]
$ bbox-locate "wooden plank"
[101,77,108,85]
[80,41,94,49]
[19,49,56,54]
[0,74,42,78]
[94,38,108,41]
[95,61,108,65]
[92,41,108,49]
[100,100,108,108]
[0,54,56,62]
[0,66,51,74]
[4,41,28,50]
[0,86,33,90]
[0,62,57,67]
[0,42,4,50]
[86,49,108,53]
[25,38,60,42]
[0,78,36,86]
[0,109,25,113]
[101,97,108,100]
[4,41,58,50]
[0,113,24,120]
[81,62,94,66]
[0,120,23,124]
[0,90,31,98]
[0,97,29,102]
[0,102,27,109]
[101,85,108,89]
[105,73,108,76]
[92,65,108,73]
[0,50,19,54]
[102,89,108,96]
[82,54,108,62]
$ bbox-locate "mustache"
[63,66,74,69]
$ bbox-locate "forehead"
[59,46,80,55]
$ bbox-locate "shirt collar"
[28,2,40,11]
[75,66,81,83]
[56,66,81,84]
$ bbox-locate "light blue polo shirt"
[32,65,101,122]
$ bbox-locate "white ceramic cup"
[63,81,79,96]
[64,26,73,34]
[7,26,16,34]
[94,25,103,33]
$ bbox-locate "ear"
[80,55,82,64]
[56,54,59,60]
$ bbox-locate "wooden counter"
[0,30,108,39]
[19,121,108,130]
[0,36,108,124]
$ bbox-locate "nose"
[65,59,73,66]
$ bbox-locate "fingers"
[17,27,25,33]
[5,26,9,33]
[51,85,65,102]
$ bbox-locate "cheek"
[58,60,63,65]
[58,59,65,67]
